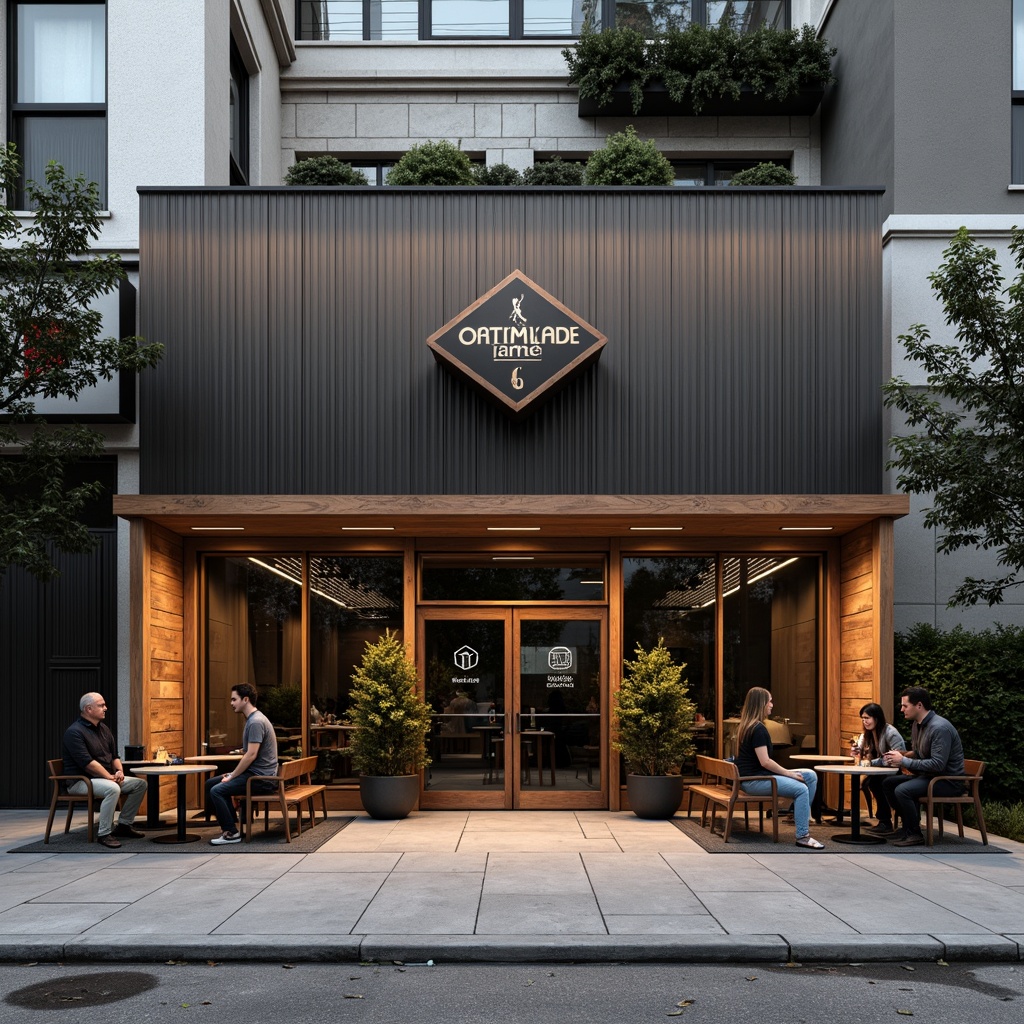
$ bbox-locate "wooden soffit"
[113,494,909,540]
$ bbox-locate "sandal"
[795,835,825,849]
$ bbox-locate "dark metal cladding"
[138,187,883,496]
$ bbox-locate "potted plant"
[347,630,432,819]
[614,638,696,819]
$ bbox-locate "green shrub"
[473,162,523,186]
[729,162,797,186]
[564,23,836,116]
[522,158,586,186]
[614,638,696,776]
[385,141,476,185]
[284,155,368,185]
[894,623,1024,804]
[584,126,674,186]
[970,801,1024,843]
[346,630,432,776]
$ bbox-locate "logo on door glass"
[454,646,479,671]
[548,646,573,671]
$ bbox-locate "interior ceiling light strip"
[341,526,395,531]
[657,555,801,611]
[191,526,245,531]
[780,526,834,531]
[486,526,541,531]
[492,556,535,561]
[248,556,396,615]
[629,526,683,531]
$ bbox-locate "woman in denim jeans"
[735,686,824,849]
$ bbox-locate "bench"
[685,755,781,843]
[243,756,327,843]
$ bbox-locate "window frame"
[7,0,108,209]
[229,37,250,185]
[1013,0,1024,183]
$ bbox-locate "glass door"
[514,609,606,809]
[417,607,607,809]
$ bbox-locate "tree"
[728,162,797,185]
[882,226,1024,606]
[1,143,163,581]
[385,141,476,186]
[584,126,674,186]
[284,155,369,185]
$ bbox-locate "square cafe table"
[815,764,899,844]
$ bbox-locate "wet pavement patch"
[5,970,159,1009]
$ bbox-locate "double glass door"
[418,608,606,809]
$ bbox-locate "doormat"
[8,816,354,855]
[670,815,1005,854]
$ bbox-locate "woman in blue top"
[736,686,824,849]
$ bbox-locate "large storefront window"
[722,555,819,758]
[204,556,303,756]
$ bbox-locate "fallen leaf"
[395,968,406,973]
[201,1001,212,1006]
[936,959,949,967]
[524,980,535,987]
[181,1003,190,1008]
[343,994,364,1000]
[393,960,405,966]
[746,976,758,982]
[20,962,38,967]
[166,960,188,966]
[784,961,802,968]
[676,1000,694,1007]
[350,976,361,980]
[206,961,219,967]
[667,1012,685,1017]
[896,1011,913,1017]
[282,964,295,970]
[900,965,916,972]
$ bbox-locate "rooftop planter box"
[565,24,835,120]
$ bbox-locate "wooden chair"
[918,758,987,847]
[44,758,114,844]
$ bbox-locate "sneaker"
[97,833,122,849]
[210,831,241,846]
[795,835,825,849]
[893,833,925,847]
[113,822,145,839]
[868,821,894,835]
[878,825,904,837]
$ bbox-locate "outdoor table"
[474,724,505,784]
[521,730,556,786]
[791,753,854,824]
[815,764,898,845]
[123,760,172,829]
[130,764,218,844]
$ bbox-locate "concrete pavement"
[1,809,1022,964]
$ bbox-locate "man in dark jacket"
[62,692,147,848]
[880,686,965,847]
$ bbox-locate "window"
[349,160,395,185]
[671,158,790,185]
[297,1,787,41]
[229,39,250,184]
[1014,0,1024,183]
[9,2,107,209]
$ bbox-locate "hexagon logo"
[426,269,607,419]
[454,645,479,671]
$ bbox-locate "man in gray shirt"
[880,686,965,847]
[205,683,279,845]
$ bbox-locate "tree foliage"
[0,144,163,581]
[385,141,476,186]
[883,227,1024,606]
[473,163,523,186]
[728,162,797,186]
[584,126,674,186]
[522,158,586,186]
[284,155,369,185]
[894,623,1024,803]
[614,638,696,776]
[347,630,433,776]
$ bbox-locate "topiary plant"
[614,638,696,776]
[728,162,797,186]
[284,155,369,185]
[522,158,586,186]
[385,141,476,185]
[584,126,674,186]
[346,630,433,776]
[473,162,523,186]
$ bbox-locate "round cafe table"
[791,754,854,824]
[122,760,173,829]
[130,764,218,844]
[815,764,898,844]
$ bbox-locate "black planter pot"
[359,774,420,820]
[626,774,686,819]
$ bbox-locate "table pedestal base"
[151,832,203,845]
[831,832,886,845]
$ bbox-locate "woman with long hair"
[736,686,823,849]
[851,701,906,834]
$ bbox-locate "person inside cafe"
[850,701,906,835]
[735,686,824,849]
[880,686,965,847]
[62,691,148,849]
[205,683,279,846]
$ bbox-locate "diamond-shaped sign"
[426,269,607,419]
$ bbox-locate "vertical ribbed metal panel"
[139,187,882,496]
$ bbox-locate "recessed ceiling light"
[487,526,541,531]
[191,526,245,531]
[629,526,683,531]
[780,526,834,531]
[492,556,535,561]
[341,526,395,531]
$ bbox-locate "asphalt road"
[1,960,1020,1024]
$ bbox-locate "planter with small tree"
[614,638,696,819]
[284,155,369,185]
[347,630,432,819]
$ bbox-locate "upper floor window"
[1013,0,1024,183]
[297,0,788,41]
[229,39,250,184]
[8,2,107,208]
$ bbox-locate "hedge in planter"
[385,141,476,185]
[729,162,797,186]
[285,155,369,185]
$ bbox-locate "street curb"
[0,933,1020,964]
